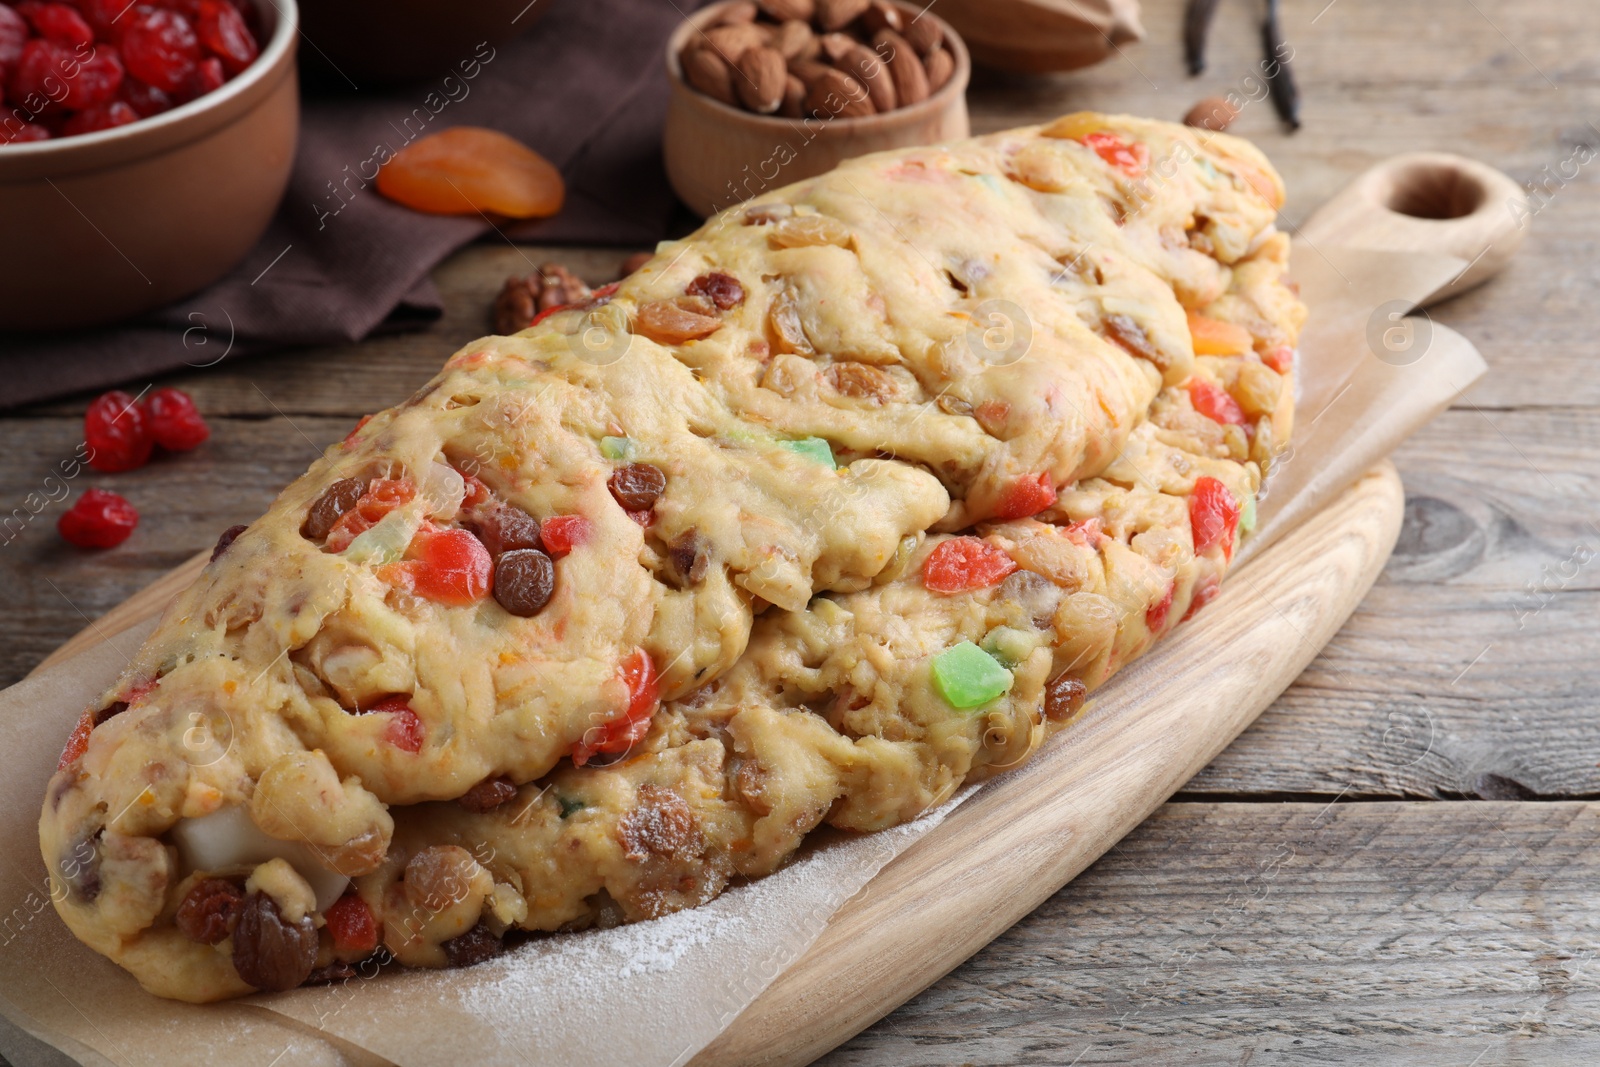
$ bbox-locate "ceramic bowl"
[663,0,970,218]
[0,0,300,332]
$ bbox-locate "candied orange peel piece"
[376,127,565,219]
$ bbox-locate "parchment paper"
[0,239,1489,1067]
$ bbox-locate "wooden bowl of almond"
[664,0,970,217]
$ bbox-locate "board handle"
[1299,152,1529,306]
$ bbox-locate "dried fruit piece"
[458,775,518,814]
[377,127,565,219]
[1080,130,1149,178]
[573,649,659,766]
[324,892,379,956]
[470,503,541,558]
[442,923,502,967]
[779,436,836,469]
[1190,475,1240,558]
[685,271,745,310]
[121,7,200,94]
[364,695,426,753]
[196,0,257,75]
[16,2,91,47]
[922,537,1017,593]
[210,523,247,562]
[932,641,1013,710]
[994,472,1057,520]
[493,547,556,617]
[231,892,317,992]
[84,390,152,472]
[404,845,478,911]
[634,299,722,344]
[0,3,27,67]
[1186,378,1246,425]
[301,478,364,541]
[1186,310,1253,355]
[608,462,667,512]
[393,525,493,605]
[539,514,590,557]
[62,100,139,135]
[1043,673,1088,722]
[141,387,210,450]
[175,877,244,945]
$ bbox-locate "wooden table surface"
[3,0,1597,1063]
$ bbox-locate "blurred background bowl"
[663,0,970,219]
[297,0,547,87]
[0,0,299,333]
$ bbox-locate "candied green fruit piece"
[932,641,1014,710]
[779,436,836,469]
[600,435,635,460]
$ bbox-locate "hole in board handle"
[1383,161,1487,220]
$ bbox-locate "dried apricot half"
[377,127,565,219]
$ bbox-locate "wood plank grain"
[815,800,1600,1067]
[691,464,1404,1067]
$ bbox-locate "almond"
[736,46,787,114]
[923,44,954,91]
[873,29,928,106]
[802,66,874,118]
[716,0,758,24]
[816,0,871,31]
[1184,96,1239,131]
[859,0,903,34]
[683,47,737,106]
[757,0,814,20]
[819,31,856,63]
[779,73,807,117]
[702,23,766,63]
[902,13,942,55]
[789,58,838,89]
[837,41,896,112]
[774,18,815,61]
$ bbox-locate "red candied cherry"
[994,472,1057,521]
[1189,476,1241,559]
[405,526,492,605]
[120,6,199,93]
[324,892,379,956]
[0,120,49,142]
[196,0,255,75]
[539,514,590,557]
[63,99,139,135]
[119,77,172,116]
[922,536,1017,594]
[141,386,210,450]
[16,2,92,47]
[1186,378,1245,426]
[59,488,139,548]
[11,38,125,109]
[365,695,425,753]
[84,389,154,472]
[184,54,222,98]
[572,649,658,766]
[1145,581,1174,634]
[0,3,28,67]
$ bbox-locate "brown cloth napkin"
[0,0,705,411]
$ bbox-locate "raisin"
[84,390,153,473]
[607,463,666,512]
[1043,673,1088,723]
[667,528,708,586]
[92,700,128,726]
[301,478,363,541]
[304,961,359,985]
[618,784,698,860]
[458,775,518,814]
[826,362,894,401]
[471,504,541,558]
[231,892,317,991]
[634,299,722,344]
[141,387,210,450]
[57,830,101,902]
[211,523,247,562]
[404,845,477,911]
[493,548,555,617]
[175,877,244,945]
[685,271,746,310]
[195,0,256,75]
[442,923,502,968]
[58,488,138,549]
[120,7,200,94]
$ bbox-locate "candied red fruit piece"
[84,389,153,472]
[120,7,199,94]
[1187,378,1245,425]
[994,472,1057,521]
[185,53,222,97]
[922,537,1017,594]
[539,514,590,557]
[119,76,172,116]
[196,0,255,74]
[0,4,27,68]
[16,1,90,46]
[324,893,379,956]
[1190,476,1241,559]
[59,488,138,548]
[365,695,426,753]
[573,649,658,766]
[0,119,49,142]
[62,99,138,135]
[393,525,493,606]
[141,386,209,450]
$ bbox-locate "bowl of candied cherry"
[0,0,298,331]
